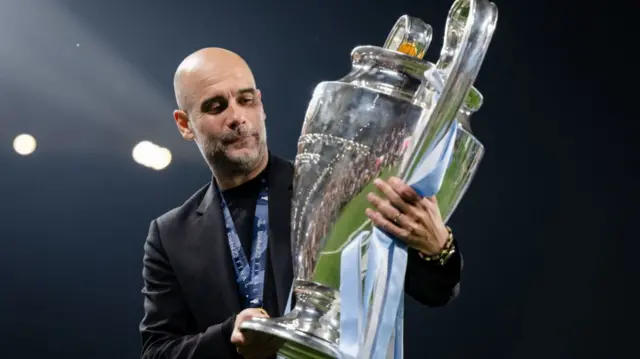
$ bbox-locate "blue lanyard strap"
[217,180,269,308]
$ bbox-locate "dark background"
[0,0,634,358]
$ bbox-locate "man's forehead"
[197,82,256,102]
[174,48,256,109]
[193,66,255,96]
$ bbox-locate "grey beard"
[207,142,266,176]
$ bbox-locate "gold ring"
[393,212,402,224]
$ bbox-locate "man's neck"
[213,152,269,191]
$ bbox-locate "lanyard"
[217,180,269,308]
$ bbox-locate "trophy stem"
[240,280,342,359]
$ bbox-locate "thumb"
[230,329,245,346]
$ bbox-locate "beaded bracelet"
[417,226,456,266]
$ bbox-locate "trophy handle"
[402,0,498,182]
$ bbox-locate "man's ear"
[173,109,194,141]
[256,89,266,121]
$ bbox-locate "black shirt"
[219,166,280,316]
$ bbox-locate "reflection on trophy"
[240,0,498,358]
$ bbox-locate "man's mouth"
[224,135,253,145]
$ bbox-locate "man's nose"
[225,101,246,128]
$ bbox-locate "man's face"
[176,64,267,173]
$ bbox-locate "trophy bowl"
[240,0,498,358]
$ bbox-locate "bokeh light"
[13,134,37,156]
[132,141,172,170]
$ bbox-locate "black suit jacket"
[139,154,463,359]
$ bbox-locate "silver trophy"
[240,0,498,358]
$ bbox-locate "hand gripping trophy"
[241,0,498,358]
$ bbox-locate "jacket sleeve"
[404,238,463,307]
[139,219,238,359]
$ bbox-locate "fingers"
[419,195,440,214]
[387,177,421,204]
[369,176,423,220]
[372,177,423,217]
[366,193,418,236]
[372,178,411,214]
[366,177,450,255]
[237,308,270,325]
[232,308,277,358]
[367,177,430,246]
[367,192,402,222]
[231,330,246,346]
[365,208,411,239]
[231,308,269,347]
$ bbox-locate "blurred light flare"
[11,135,172,171]
[13,134,37,155]
[0,0,190,161]
[133,141,172,170]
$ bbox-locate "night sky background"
[0,0,634,358]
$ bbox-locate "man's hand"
[365,176,450,255]
[231,308,284,359]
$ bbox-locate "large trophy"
[241,0,498,357]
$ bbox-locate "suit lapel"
[187,154,294,318]
[193,184,242,315]
[267,155,294,316]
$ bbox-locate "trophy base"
[240,280,342,359]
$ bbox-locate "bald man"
[139,48,463,359]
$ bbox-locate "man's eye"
[239,96,255,105]
[208,99,228,114]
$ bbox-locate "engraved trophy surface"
[240,1,498,358]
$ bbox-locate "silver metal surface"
[240,1,498,358]
[241,280,341,359]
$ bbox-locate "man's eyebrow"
[199,88,256,111]
[237,88,256,95]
